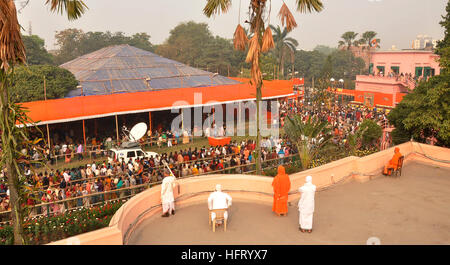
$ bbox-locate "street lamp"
[338,79,344,105]
[330,78,336,112]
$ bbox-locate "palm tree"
[270,25,299,79]
[339,31,359,50]
[284,115,333,170]
[0,0,87,245]
[359,31,379,49]
[359,31,379,74]
[204,0,324,175]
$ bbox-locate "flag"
[371,39,380,47]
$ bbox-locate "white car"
[107,147,158,164]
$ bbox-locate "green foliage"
[339,31,359,50]
[388,3,450,148]
[388,75,450,147]
[155,21,246,77]
[9,65,78,103]
[293,49,326,83]
[260,54,277,80]
[284,115,333,169]
[270,25,299,79]
[359,31,379,49]
[293,49,365,87]
[53,29,154,65]
[0,200,124,245]
[358,119,382,148]
[313,45,337,56]
[436,0,450,72]
[22,35,54,65]
[156,22,213,67]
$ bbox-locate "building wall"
[370,51,440,76]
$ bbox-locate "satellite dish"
[129,122,147,142]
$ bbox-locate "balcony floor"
[127,162,450,245]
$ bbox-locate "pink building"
[354,50,441,108]
[368,50,440,78]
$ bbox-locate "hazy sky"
[17,0,447,51]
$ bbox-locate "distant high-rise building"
[413,35,438,49]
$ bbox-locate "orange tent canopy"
[19,79,294,126]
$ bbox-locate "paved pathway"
[128,162,450,245]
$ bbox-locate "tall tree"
[313,45,337,56]
[388,1,450,147]
[293,49,326,84]
[22,35,54,65]
[203,0,324,175]
[54,29,153,65]
[156,22,213,67]
[359,31,379,49]
[10,65,78,103]
[436,0,450,73]
[358,31,379,73]
[270,24,299,79]
[338,31,359,50]
[0,0,87,245]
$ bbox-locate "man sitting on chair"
[208,184,232,224]
[383,147,403,176]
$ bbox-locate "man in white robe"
[161,170,177,217]
[208,184,232,224]
[298,175,316,233]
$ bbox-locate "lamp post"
[339,78,344,105]
[330,78,335,111]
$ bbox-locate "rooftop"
[60,44,240,97]
[128,161,450,245]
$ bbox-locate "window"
[415,67,423,77]
[127,151,136,158]
[136,150,144,157]
[391,66,400,74]
[376,66,385,75]
[369,63,374,74]
[423,67,432,78]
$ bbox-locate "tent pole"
[181,109,184,132]
[148,112,152,146]
[82,120,86,151]
[46,124,51,148]
[115,115,119,144]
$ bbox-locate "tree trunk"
[253,2,264,175]
[0,78,25,245]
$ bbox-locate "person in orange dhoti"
[383,147,402,176]
[272,165,291,216]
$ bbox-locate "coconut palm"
[338,31,359,50]
[204,0,324,174]
[0,0,87,245]
[270,25,299,79]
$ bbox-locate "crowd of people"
[0,97,392,221]
[0,136,297,220]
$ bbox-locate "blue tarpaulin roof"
[60,44,240,97]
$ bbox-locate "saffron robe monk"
[383,147,402,176]
[272,165,291,216]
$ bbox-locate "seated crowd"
[0,100,392,220]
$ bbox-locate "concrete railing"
[49,141,450,245]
